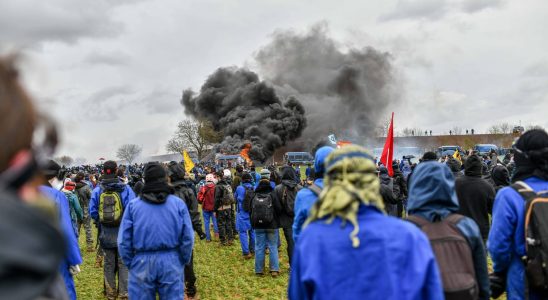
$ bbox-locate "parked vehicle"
[473,144,498,155]
[284,152,314,165]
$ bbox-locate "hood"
[378,166,391,185]
[492,165,510,187]
[255,179,273,194]
[141,192,169,204]
[407,162,459,222]
[281,166,298,188]
[464,155,483,177]
[314,146,335,177]
[100,177,126,192]
[446,158,461,173]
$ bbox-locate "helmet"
[223,169,232,178]
[206,173,215,182]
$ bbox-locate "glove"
[69,265,81,276]
[489,272,506,299]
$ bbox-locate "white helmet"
[223,169,232,179]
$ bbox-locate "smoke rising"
[255,23,399,144]
[181,67,306,162]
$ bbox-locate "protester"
[198,173,219,241]
[0,57,67,299]
[234,173,256,258]
[251,169,279,277]
[118,162,194,300]
[90,160,136,300]
[41,161,83,300]
[392,161,408,217]
[75,171,94,252]
[407,161,490,299]
[488,129,548,300]
[272,166,302,267]
[289,145,443,299]
[292,146,334,242]
[61,179,83,238]
[214,170,236,245]
[491,164,510,193]
[455,155,496,240]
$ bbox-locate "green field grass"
[75,227,290,300]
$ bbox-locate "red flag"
[380,112,394,177]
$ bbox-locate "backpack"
[281,185,301,217]
[407,214,478,300]
[98,190,123,227]
[511,181,548,292]
[242,185,255,213]
[220,184,235,206]
[251,193,274,227]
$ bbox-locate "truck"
[284,152,314,165]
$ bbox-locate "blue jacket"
[89,180,135,248]
[40,186,82,300]
[117,194,194,269]
[235,182,254,232]
[407,162,490,300]
[292,179,323,242]
[488,176,548,300]
[289,205,443,300]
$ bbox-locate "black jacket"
[392,168,408,200]
[214,180,233,212]
[272,166,302,228]
[172,180,203,234]
[455,156,496,240]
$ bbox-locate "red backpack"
[198,184,215,212]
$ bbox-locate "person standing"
[214,170,235,246]
[75,171,94,252]
[198,174,219,241]
[234,173,256,258]
[118,162,194,300]
[90,160,136,300]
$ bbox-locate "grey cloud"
[0,0,132,46]
[379,0,504,22]
[84,51,132,66]
[83,86,134,121]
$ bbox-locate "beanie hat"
[260,169,271,179]
[144,162,167,183]
[43,160,61,177]
[314,146,335,177]
[513,129,548,182]
[167,161,185,182]
[103,160,117,177]
[464,155,483,177]
[422,152,438,161]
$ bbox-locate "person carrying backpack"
[488,129,548,300]
[407,161,489,300]
[75,171,94,252]
[293,146,334,242]
[198,174,218,242]
[250,169,279,277]
[214,170,235,245]
[118,162,194,300]
[234,173,256,258]
[272,166,302,266]
[89,160,136,300]
[62,180,83,239]
[289,145,443,300]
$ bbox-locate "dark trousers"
[184,251,196,296]
[281,226,294,266]
[103,248,128,298]
[217,209,234,244]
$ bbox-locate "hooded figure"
[292,146,335,242]
[407,162,490,299]
[234,173,256,258]
[454,155,496,240]
[289,145,443,300]
[491,165,510,192]
[118,162,194,300]
[272,166,303,266]
[488,129,548,300]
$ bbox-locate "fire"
[240,143,253,165]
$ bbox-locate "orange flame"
[240,143,253,165]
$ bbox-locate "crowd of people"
[2,55,548,300]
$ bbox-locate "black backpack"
[220,184,235,206]
[251,193,274,228]
[281,185,301,217]
[242,186,255,213]
[511,181,548,292]
[407,214,478,300]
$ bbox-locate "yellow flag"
[453,149,462,162]
[183,150,195,173]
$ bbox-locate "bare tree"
[488,125,501,134]
[116,144,142,164]
[451,126,463,135]
[56,155,74,167]
[499,122,511,134]
[166,120,221,161]
[401,127,424,137]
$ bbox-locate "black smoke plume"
[181,67,306,162]
[255,23,399,144]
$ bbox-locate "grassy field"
[74,227,290,300]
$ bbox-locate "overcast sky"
[1,0,547,162]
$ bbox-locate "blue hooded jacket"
[292,146,334,242]
[289,204,443,300]
[235,182,254,232]
[39,186,82,300]
[407,162,490,300]
[117,194,194,299]
[488,176,548,300]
